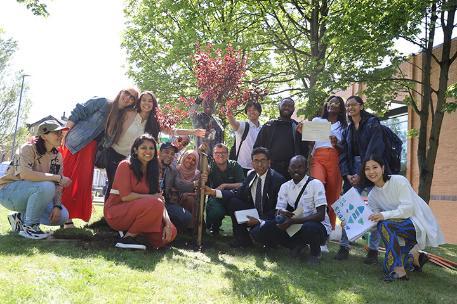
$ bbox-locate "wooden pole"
[194,150,208,249]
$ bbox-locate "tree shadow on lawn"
[196,241,457,304]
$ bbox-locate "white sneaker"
[115,236,146,250]
[7,213,23,232]
[320,245,329,253]
[19,224,49,240]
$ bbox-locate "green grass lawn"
[0,206,456,304]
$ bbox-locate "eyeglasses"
[48,130,63,136]
[213,152,228,156]
[123,90,136,102]
[345,103,360,108]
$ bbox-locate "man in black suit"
[204,147,286,247]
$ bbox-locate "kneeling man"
[205,147,286,247]
[250,155,331,264]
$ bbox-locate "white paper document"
[332,188,376,242]
[235,208,260,224]
[301,120,331,141]
[286,207,304,237]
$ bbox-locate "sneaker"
[364,249,379,265]
[7,213,23,232]
[19,224,49,240]
[334,246,349,260]
[320,244,329,253]
[115,236,146,250]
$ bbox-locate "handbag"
[94,134,112,169]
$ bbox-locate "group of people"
[0,89,445,282]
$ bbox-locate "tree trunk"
[417,1,456,203]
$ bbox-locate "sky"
[0,0,132,123]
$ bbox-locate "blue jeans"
[0,181,69,226]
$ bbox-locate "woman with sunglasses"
[0,120,72,239]
[103,91,206,202]
[61,88,139,226]
[104,134,176,250]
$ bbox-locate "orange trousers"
[105,197,177,248]
[310,147,342,229]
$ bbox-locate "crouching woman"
[104,134,177,250]
[0,120,72,239]
[361,154,445,281]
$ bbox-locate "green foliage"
[16,0,49,16]
[0,30,31,160]
[444,83,457,113]
[407,128,419,138]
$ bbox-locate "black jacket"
[339,112,385,176]
[221,168,286,220]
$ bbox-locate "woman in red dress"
[104,134,177,249]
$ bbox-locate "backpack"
[229,122,250,161]
[382,125,403,174]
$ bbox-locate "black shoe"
[413,252,429,272]
[229,238,252,248]
[384,271,409,282]
[208,225,220,236]
[291,244,309,258]
[364,249,379,265]
[307,255,321,265]
[334,247,349,260]
[115,236,146,250]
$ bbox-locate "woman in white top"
[309,96,347,229]
[105,91,206,201]
[361,154,445,282]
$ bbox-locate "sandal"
[384,271,409,282]
[413,252,430,272]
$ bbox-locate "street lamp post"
[10,74,30,160]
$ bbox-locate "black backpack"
[382,125,403,174]
[229,122,250,161]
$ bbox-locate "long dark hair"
[360,154,391,187]
[33,136,58,156]
[137,91,160,140]
[106,88,139,144]
[129,134,160,194]
[321,95,347,128]
[346,95,376,124]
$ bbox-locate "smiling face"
[119,89,137,109]
[159,147,176,166]
[246,105,261,122]
[345,98,362,118]
[135,139,156,165]
[327,97,342,114]
[213,146,228,166]
[288,156,307,184]
[252,152,270,176]
[139,93,155,114]
[364,160,385,186]
[41,130,64,149]
[279,98,295,119]
[182,153,197,170]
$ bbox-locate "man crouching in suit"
[204,147,286,247]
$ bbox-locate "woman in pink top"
[104,134,176,250]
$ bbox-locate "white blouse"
[312,117,343,151]
[368,175,445,249]
[112,114,146,156]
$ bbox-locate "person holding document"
[250,155,331,264]
[309,96,347,230]
[361,154,445,281]
[204,147,285,247]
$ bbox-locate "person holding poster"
[361,154,445,282]
[335,96,383,263]
[309,96,347,230]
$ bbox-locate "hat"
[159,142,178,152]
[37,120,69,136]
